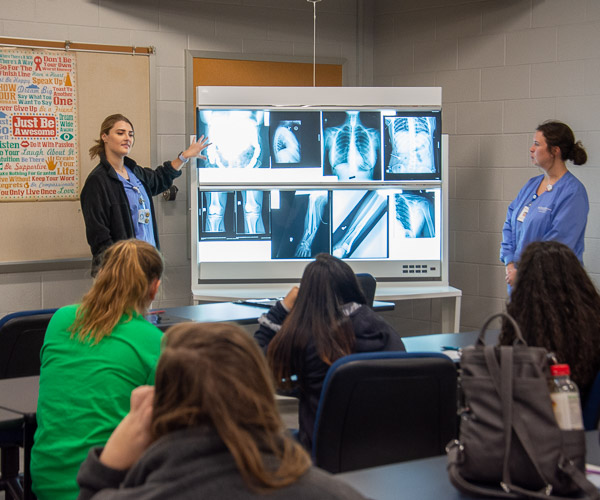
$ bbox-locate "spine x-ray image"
[269,111,321,168]
[323,111,381,181]
[384,116,437,177]
[332,190,388,259]
[393,191,435,238]
[197,110,269,169]
[271,191,330,259]
[200,190,270,239]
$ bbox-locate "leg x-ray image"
[271,191,330,259]
[197,110,269,169]
[269,111,321,168]
[332,190,388,259]
[201,191,236,237]
[384,115,438,178]
[393,191,435,238]
[323,111,381,181]
[235,190,270,236]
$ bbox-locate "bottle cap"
[551,364,571,376]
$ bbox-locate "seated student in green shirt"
[31,239,165,500]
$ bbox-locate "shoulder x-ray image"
[269,111,321,168]
[384,116,437,176]
[271,191,330,259]
[198,110,269,169]
[323,111,381,181]
[393,191,435,238]
[332,190,388,259]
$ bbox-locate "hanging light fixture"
[307,0,322,87]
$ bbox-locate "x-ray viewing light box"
[192,87,448,295]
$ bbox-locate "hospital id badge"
[517,205,529,222]
[138,209,150,224]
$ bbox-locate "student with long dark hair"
[76,322,366,499]
[500,240,600,400]
[31,240,165,500]
[255,253,405,449]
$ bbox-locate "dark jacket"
[80,155,181,274]
[76,427,366,500]
[254,301,406,450]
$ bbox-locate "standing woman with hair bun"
[500,120,589,290]
[81,114,210,276]
[31,239,165,500]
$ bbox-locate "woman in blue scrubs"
[500,121,588,290]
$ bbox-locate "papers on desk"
[441,349,461,361]
[586,464,600,489]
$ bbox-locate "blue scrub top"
[500,171,588,266]
[116,167,156,247]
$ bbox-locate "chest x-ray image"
[269,111,321,168]
[393,191,435,238]
[198,110,269,169]
[271,190,330,259]
[200,190,270,238]
[384,115,438,179]
[323,111,381,181]
[332,190,388,259]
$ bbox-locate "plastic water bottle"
[549,364,584,430]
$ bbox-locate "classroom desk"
[402,329,500,354]
[0,375,38,500]
[336,431,600,500]
[155,300,395,331]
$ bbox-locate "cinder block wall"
[373,0,600,332]
[0,0,360,316]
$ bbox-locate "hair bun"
[570,140,588,166]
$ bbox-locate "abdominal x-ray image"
[384,115,439,179]
[197,110,269,169]
[323,111,381,181]
[332,190,388,259]
[269,111,321,168]
[393,191,435,238]
[200,190,270,239]
[271,191,330,259]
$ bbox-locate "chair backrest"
[355,272,376,307]
[0,309,57,379]
[312,351,457,473]
[583,370,600,430]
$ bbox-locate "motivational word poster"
[0,48,79,201]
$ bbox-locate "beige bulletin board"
[0,47,151,265]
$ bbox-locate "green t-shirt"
[30,304,163,500]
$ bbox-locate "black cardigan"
[80,155,181,274]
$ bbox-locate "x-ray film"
[235,190,271,237]
[200,191,236,238]
[269,111,321,168]
[383,111,441,181]
[323,111,382,181]
[332,190,388,259]
[271,190,330,259]
[197,110,270,169]
[392,191,435,238]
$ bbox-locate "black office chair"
[355,272,376,308]
[0,308,57,379]
[312,351,457,473]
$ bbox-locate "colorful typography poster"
[0,48,79,201]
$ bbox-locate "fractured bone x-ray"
[394,192,435,238]
[385,116,437,175]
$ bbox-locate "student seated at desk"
[76,322,366,499]
[31,239,164,500]
[254,253,405,450]
[500,240,600,401]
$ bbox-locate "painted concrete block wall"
[373,0,600,331]
[0,0,359,317]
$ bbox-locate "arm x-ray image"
[323,111,381,181]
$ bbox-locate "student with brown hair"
[31,239,165,500]
[76,322,366,499]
